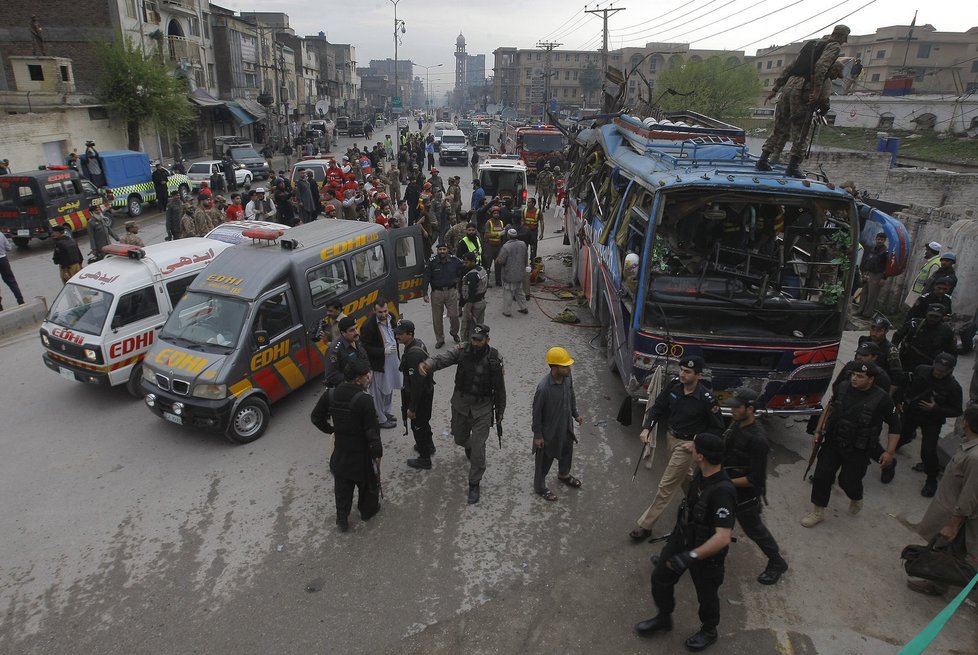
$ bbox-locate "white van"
[438,129,468,165]
[478,154,529,209]
[40,238,234,396]
[397,116,410,130]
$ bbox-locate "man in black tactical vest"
[394,320,437,471]
[635,433,736,652]
[723,388,788,585]
[420,324,506,504]
[802,362,901,528]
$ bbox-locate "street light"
[416,63,443,113]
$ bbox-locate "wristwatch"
[688,550,698,560]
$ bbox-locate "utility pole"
[585,5,625,78]
[536,41,561,122]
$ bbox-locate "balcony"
[166,35,202,67]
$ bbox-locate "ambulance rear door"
[388,225,426,302]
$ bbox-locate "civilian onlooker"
[0,232,26,309]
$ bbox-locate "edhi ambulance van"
[141,220,426,443]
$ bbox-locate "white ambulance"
[40,238,234,396]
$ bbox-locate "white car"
[186,160,252,190]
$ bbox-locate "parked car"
[0,167,103,247]
[349,119,366,137]
[186,161,252,190]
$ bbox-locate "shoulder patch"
[715,507,731,520]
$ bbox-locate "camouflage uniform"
[121,234,144,247]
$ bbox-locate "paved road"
[1,127,975,654]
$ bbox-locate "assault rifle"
[804,402,833,481]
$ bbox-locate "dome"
[456,33,465,46]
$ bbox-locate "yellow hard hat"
[546,346,575,366]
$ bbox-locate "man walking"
[497,228,529,317]
[857,232,887,318]
[359,300,400,429]
[421,324,506,504]
[395,320,436,470]
[723,389,788,584]
[536,163,555,212]
[422,242,464,349]
[310,359,384,532]
[164,190,183,240]
[802,362,901,527]
[460,252,488,342]
[521,198,543,261]
[0,232,25,310]
[51,225,83,284]
[630,356,723,541]
[532,347,584,502]
[894,304,957,373]
[635,433,736,652]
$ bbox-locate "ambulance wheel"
[127,194,144,217]
[126,364,143,398]
[227,397,270,444]
[178,184,191,201]
[12,237,30,249]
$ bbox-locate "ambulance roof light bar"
[101,244,146,259]
[242,228,284,243]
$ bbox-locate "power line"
[610,0,729,40]
[607,0,711,34]
[643,0,776,45]
[733,0,878,52]
[585,5,626,75]
[550,14,598,43]
[539,5,590,42]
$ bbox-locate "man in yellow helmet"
[532,346,584,501]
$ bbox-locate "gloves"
[384,343,397,355]
[666,551,694,573]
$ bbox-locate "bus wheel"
[12,237,30,249]
[125,364,144,398]
[227,397,270,444]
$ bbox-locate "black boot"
[407,456,432,470]
[336,516,349,532]
[921,478,937,497]
[755,150,773,171]
[467,484,480,504]
[635,613,672,635]
[785,156,804,178]
[757,558,788,585]
[684,626,718,651]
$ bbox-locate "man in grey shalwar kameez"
[532,346,584,501]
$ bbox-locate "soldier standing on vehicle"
[722,389,788,585]
[420,324,506,505]
[802,362,901,528]
[755,25,849,177]
[535,163,555,212]
[324,317,369,389]
[897,352,963,498]
[310,359,383,532]
[423,242,464,349]
[630,356,724,542]
[893,304,957,373]
[532,347,584,502]
[460,252,488,342]
[51,225,83,283]
[635,433,736,652]
[395,320,437,471]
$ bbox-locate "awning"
[189,88,225,108]
[227,102,257,126]
[237,98,267,120]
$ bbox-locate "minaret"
[454,33,467,100]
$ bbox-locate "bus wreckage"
[563,112,908,415]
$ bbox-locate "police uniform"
[806,363,901,523]
[638,433,736,651]
[893,305,956,372]
[722,389,787,585]
[857,316,903,385]
[310,360,383,530]
[424,324,505,504]
[423,249,464,347]
[324,318,369,389]
[460,253,488,341]
[633,356,723,537]
[396,320,436,468]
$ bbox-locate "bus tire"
[226,397,270,444]
[12,236,30,249]
[126,364,144,398]
[127,194,144,217]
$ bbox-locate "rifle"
[373,459,384,499]
[803,403,832,481]
[632,421,657,481]
[496,418,503,449]
[401,388,409,436]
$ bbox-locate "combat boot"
[785,156,804,178]
[800,505,825,528]
[407,456,432,470]
[755,150,773,171]
[848,499,863,515]
[467,484,480,504]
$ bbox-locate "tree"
[94,38,196,151]
[653,57,761,120]
[579,62,602,105]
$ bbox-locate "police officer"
[395,320,437,470]
[802,362,901,528]
[832,342,892,394]
[722,389,788,585]
[906,277,953,321]
[897,352,963,497]
[324,316,368,388]
[858,316,903,387]
[460,251,488,342]
[635,433,736,652]
[310,359,383,532]
[630,356,724,541]
[422,242,464,349]
[420,324,506,504]
[893,303,956,372]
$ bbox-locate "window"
[188,17,201,37]
[394,235,418,269]
[871,73,880,82]
[88,107,109,120]
[766,61,772,69]
[757,62,763,70]
[574,54,579,62]
[253,292,294,339]
[917,44,931,59]
[124,0,137,18]
[764,79,770,87]
[203,13,210,39]
[165,276,196,308]
[307,261,350,306]
[875,50,886,59]
[44,181,68,200]
[208,63,216,87]
[352,245,387,284]
[563,87,569,97]
[60,66,70,82]
[573,70,578,80]
[536,53,541,61]
[971,61,978,73]
[28,65,44,81]
[244,73,258,87]
[776,59,782,67]
[525,68,532,79]
[112,287,160,329]
[565,71,570,80]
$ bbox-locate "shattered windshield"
[635,190,855,338]
[161,291,248,350]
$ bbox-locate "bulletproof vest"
[828,384,887,450]
[462,267,488,301]
[682,475,736,550]
[784,39,831,79]
[454,346,501,398]
[723,425,752,471]
[328,385,369,450]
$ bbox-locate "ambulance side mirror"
[254,329,269,347]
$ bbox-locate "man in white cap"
[245,187,275,221]
[496,227,529,317]
[905,241,943,307]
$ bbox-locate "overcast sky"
[221,1,977,95]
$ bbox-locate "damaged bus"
[564,112,893,414]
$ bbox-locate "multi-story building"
[331,44,360,118]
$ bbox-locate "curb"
[0,296,47,339]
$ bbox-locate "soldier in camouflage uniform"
[194,196,224,233]
[121,220,144,247]
[756,24,849,178]
[535,164,555,212]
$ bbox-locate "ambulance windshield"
[162,291,248,349]
[48,284,114,336]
